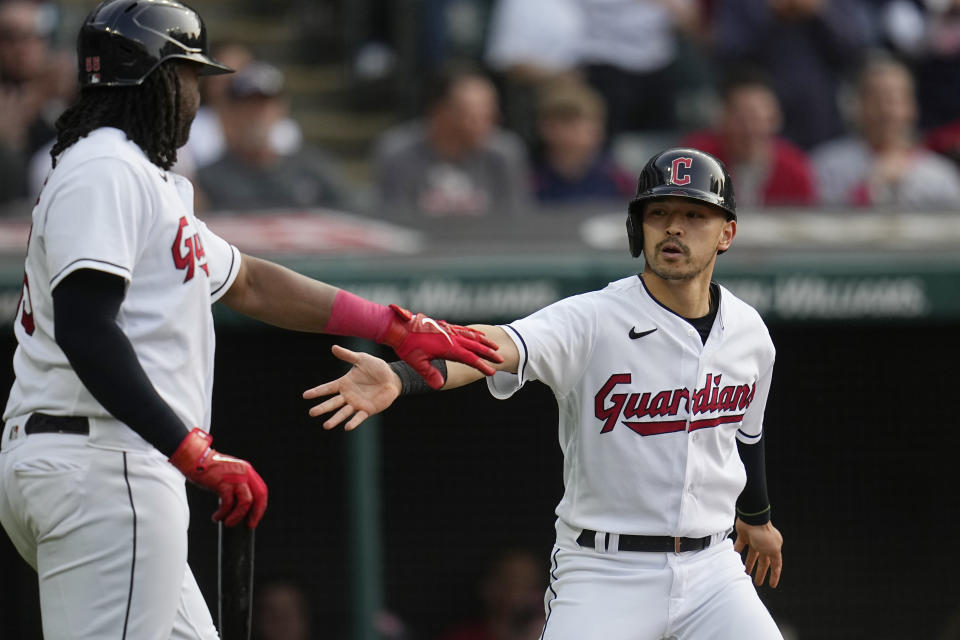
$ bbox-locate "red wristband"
[323,290,393,341]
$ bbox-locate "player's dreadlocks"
[51,62,183,170]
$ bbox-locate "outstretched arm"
[220,254,503,387]
[303,325,520,430]
[438,324,520,385]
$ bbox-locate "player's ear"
[718,219,736,252]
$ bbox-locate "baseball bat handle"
[218,522,255,640]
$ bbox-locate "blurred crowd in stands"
[4,0,960,219]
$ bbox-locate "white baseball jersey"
[3,126,241,450]
[488,274,775,538]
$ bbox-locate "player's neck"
[640,270,714,319]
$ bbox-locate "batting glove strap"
[169,427,213,471]
[377,304,420,348]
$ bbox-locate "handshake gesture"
[165,303,499,529]
[378,304,501,389]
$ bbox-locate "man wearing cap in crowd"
[196,60,354,213]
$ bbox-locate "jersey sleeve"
[487,292,598,399]
[42,157,148,290]
[193,218,241,303]
[737,356,775,443]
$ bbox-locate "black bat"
[218,522,255,640]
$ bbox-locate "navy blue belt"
[2,413,89,451]
[24,413,89,435]
[577,529,715,553]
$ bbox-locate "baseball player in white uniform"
[305,148,785,640]
[0,2,500,639]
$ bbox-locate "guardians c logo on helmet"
[626,148,737,258]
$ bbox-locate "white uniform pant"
[0,424,218,640]
[541,522,784,640]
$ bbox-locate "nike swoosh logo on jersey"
[628,327,657,339]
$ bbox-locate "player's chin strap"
[389,359,447,395]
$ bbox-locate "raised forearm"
[444,361,489,389]
[384,324,518,391]
[443,325,519,389]
[220,254,340,332]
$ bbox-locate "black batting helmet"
[77,0,232,88]
[626,148,736,258]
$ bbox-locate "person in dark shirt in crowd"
[196,60,352,213]
[711,0,872,149]
[532,79,634,205]
[680,70,817,207]
[372,66,532,218]
[0,0,74,210]
[437,549,546,640]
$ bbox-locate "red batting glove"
[169,428,268,528]
[440,321,500,351]
[378,304,503,389]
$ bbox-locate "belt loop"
[608,533,620,554]
[595,531,606,554]
[674,537,682,554]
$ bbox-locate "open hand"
[303,345,401,430]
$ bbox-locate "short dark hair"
[719,66,775,101]
[421,63,491,112]
[51,62,183,170]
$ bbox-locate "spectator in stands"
[873,0,960,133]
[579,0,708,137]
[182,41,252,173]
[253,575,316,640]
[925,119,960,170]
[196,60,353,213]
[680,70,817,207]
[421,0,493,71]
[372,66,532,218]
[483,0,584,144]
[182,42,303,175]
[0,0,74,211]
[437,548,546,640]
[811,55,960,208]
[711,0,873,149]
[873,0,960,168]
[532,79,634,205]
